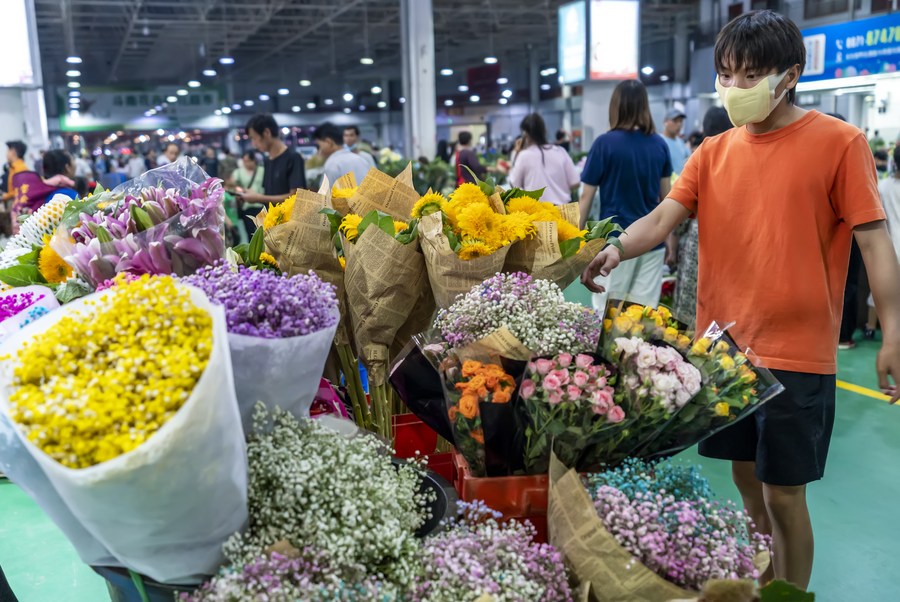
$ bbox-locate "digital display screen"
[559,1,588,84]
[0,0,35,87]
[590,0,639,81]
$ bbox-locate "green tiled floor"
[1,317,898,600]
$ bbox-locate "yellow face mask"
[715,71,789,127]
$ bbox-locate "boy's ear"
[786,64,802,89]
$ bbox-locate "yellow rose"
[676,335,691,349]
[613,315,634,333]
[718,355,736,371]
[714,402,730,417]
[631,324,645,336]
[691,339,712,356]
[625,305,644,320]
[715,341,730,353]
[663,327,678,343]
[657,306,672,322]
[603,319,613,331]
[608,307,620,319]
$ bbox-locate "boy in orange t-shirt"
[582,10,900,591]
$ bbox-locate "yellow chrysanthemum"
[411,192,447,219]
[259,252,279,269]
[456,203,500,242]
[393,221,409,234]
[38,234,72,284]
[446,183,490,227]
[458,240,495,261]
[499,211,537,244]
[263,193,297,230]
[506,195,554,216]
[340,213,363,243]
[332,185,357,200]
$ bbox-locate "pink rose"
[535,358,555,375]
[527,362,537,373]
[543,373,562,391]
[592,401,609,415]
[557,353,573,368]
[548,391,564,405]
[588,365,601,378]
[595,376,607,388]
[520,379,536,400]
[567,384,582,401]
[594,388,614,409]
[573,370,590,387]
[607,405,626,423]
[575,354,594,370]
[550,369,570,386]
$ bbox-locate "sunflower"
[393,220,409,234]
[557,220,588,242]
[411,192,447,219]
[331,185,357,200]
[455,203,501,243]
[259,252,279,269]
[498,211,537,244]
[339,213,364,243]
[263,193,297,230]
[38,234,72,284]
[457,239,495,261]
[338,256,346,271]
[445,183,490,228]
[506,195,551,216]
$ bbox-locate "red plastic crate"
[451,453,549,543]
[392,414,439,459]
[425,452,455,483]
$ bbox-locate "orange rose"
[462,360,483,377]
[459,394,479,419]
[448,406,459,420]
[492,390,511,404]
[471,429,485,444]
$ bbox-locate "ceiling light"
[469,94,480,102]
[377,100,387,108]
[360,57,374,65]
[344,107,352,113]
[221,107,232,114]
[202,69,217,77]
[66,56,82,64]
[444,99,454,107]
[541,67,557,76]
[219,56,235,65]
[660,75,670,82]
[324,98,334,105]
[282,127,290,135]
[231,103,241,110]
[156,128,165,135]
[177,89,188,96]
[167,134,175,141]
[66,70,81,77]
[177,131,186,139]
[399,96,405,104]
[259,94,270,101]
[358,105,366,111]
[299,79,311,87]
[458,84,469,92]
[499,98,508,105]
[641,65,654,75]
[502,89,512,98]
[69,99,80,105]
[497,77,508,85]
[278,88,289,95]
[68,82,80,88]
[484,56,498,64]
[187,80,201,88]
[242,100,253,107]
[69,109,79,117]
[154,105,162,111]
[69,91,80,97]
[292,105,301,112]
[307,102,316,109]
[371,85,382,94]
[167,95,178,102]
[343,92,354,101]
[440,68,453,76]
[540,84,551,91]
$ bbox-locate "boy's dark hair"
[344,125,360,136]
[314,122,343,145]
[43,150,72,178]
[874,149,889,162]
[702,106,733,137]
[245,114,280,138]
[458,131,473,146]
[609,79,655,135]
[556,129,567,141]
[714,10,805,104]
[893,145,900,169]
[6,140,26,159]
[688,131,705,148]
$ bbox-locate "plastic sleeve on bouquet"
[110,156,213,199]
[389,338,456,443]
[0,285,248,584]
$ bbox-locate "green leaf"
[16,245,42,266]
[760,580,815,602]
[130,205,155,232]
[355,210,382,241]
[396,219,419,245]
[232,243,250,263]
[559,237,584,259]
[319,207,344,238]
[0,264,45,287]
[585,216,625,241]
[500,187,545,203]
[55,278,93,304]
[607,237,625,254]
[95,226,114,244]
[248,226,265,264]
[443,225,460,253]
[461,165,496,196]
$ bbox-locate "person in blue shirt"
[662,108,691,174]
[578,79,673,311]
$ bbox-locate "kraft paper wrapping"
[331,172,357,216]
[263,182,351,346]
[343,225,428,386]
[348,163,419,221]
[547,453,697,602]
[390,286,436,360]
[419,212,511,309]
[456,326,533,363]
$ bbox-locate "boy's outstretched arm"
[855,220,900,402]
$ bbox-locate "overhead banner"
[58,86,222,131]
[802,13,900,82]
[589,0,639,81]
[558,1,587,84]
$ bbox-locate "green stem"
[128,570,151,602]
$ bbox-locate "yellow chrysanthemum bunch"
[411,192,447,219]
[37,233,72,284]
[506,195,587,242]
[439,184,537,260]
[9,275,212,468]
[263,192,297,230]
[444,183,490,226]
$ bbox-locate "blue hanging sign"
[802,13,900,83]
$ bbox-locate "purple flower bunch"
[435,272,602,356]
[0,290,43,323]
[411,501,573,602]
[180,550,391,602]
[183,261,338,338]
[66,178,225,286]
[613,337,702,414]
[593,485,770,590]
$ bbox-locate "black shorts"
[698,369,836,487]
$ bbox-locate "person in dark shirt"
[453,131,486,185]
[199,147,219,178]
[239,114,306,206]
[556,129,571,152]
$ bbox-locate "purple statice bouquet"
[63,177,225,287]
[434,272,602,356]
[182,261,338,338]
[412,501,573,602]
[180,549,392,602]
[587,460,770,591]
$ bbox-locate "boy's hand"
[581,246,622,293]
[877,341,900,403]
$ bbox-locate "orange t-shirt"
[669,111,885,374]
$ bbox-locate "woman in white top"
[507,113,581,205]
[878,145,900,261]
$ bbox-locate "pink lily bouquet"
[520,352,623,473]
